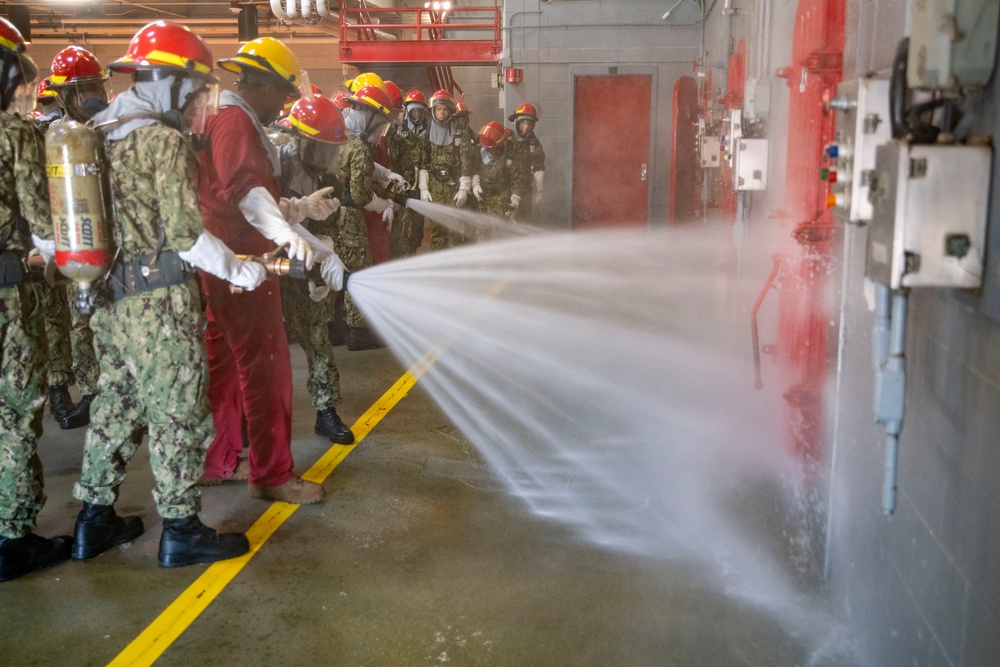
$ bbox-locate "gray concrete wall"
[501,0,703,228]
[681,0,1000,656]
[781,0,1000,664]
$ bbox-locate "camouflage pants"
[391,204,417,259]
[281,277,340,410]
[39,281,73,387]
[69,295,98,395]
[73,282,212,518]
[0,283,47,538]
[428,176,463,250]
[336,207,372,329]
[480,194,515,242]
[514,190,534,223]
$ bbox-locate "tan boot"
[249,476,325,504]
[198,458,250,487]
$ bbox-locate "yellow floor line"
[107,358,431,667]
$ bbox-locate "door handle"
[640,163,648,181]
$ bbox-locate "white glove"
[471,174,483,201]
[239,186,315,269]
[178,231,267,291]
[364,193,391,213]
[31,233,55,263]
[418,169,432,202]
[532,170,544,206]
[320,253,347,291]
[278,187,340,224]
[509,193,521,211]
[374,163,408,194]
[453,176,472,207]
[383,205,395,232]
[290,223,334,262]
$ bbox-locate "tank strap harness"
[0,249,24,287]
[106,229,195,302]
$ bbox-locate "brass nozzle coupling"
[229,245,307,293]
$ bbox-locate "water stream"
[347,206,857,664]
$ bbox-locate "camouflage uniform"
[510,132,545,222]
[0,111,54,538]
[41,283,99,396]
[72,124,212,519]
[388,124,425,257]
[39,282,73,386]
[420,126,472,250]
[277,141,342,410]
[69,302,98,396]
[476,146,531,239]
[337,135,375,329]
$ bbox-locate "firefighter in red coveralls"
[196,37,345,504]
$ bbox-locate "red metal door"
[572,75,651,229]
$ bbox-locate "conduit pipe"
[872,283,907,514]
[273,0,396,40]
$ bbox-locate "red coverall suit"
[197,104,296,488]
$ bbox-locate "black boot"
[315,407,355,444]
[71,502,144,560]
[60,393,95,430]
[158,515,249,568]
[49,385,75,422]
[347,325,386,351]
[0,533,72,582]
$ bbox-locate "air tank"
[45,120,112,313]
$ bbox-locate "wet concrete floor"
[1,342,820,666]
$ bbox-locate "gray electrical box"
[829,78,892,224]
[908,0,1000,89]
[866,142,991,288]
[735,139,768,190]
[700,136,721,168]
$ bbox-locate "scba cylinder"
[46,120,112,313]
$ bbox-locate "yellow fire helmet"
[344,71,385,94]
[219,37,301,96]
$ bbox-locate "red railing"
[339,2,503,64]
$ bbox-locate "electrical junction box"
[725,108,743,164]
[735,139,768,190]
[908,0,1000,89]
[828,77,892,224]
[700,135,721,168]
[866,141,991,289]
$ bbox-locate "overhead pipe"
[271,0,396,40]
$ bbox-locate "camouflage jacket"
[389,124,425,186]
[104,124,203,258]
[510,132,545,175]
[419,128,472,182]
[339,134,376,210]
[0,111,52,254]
[479,147,532,201]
